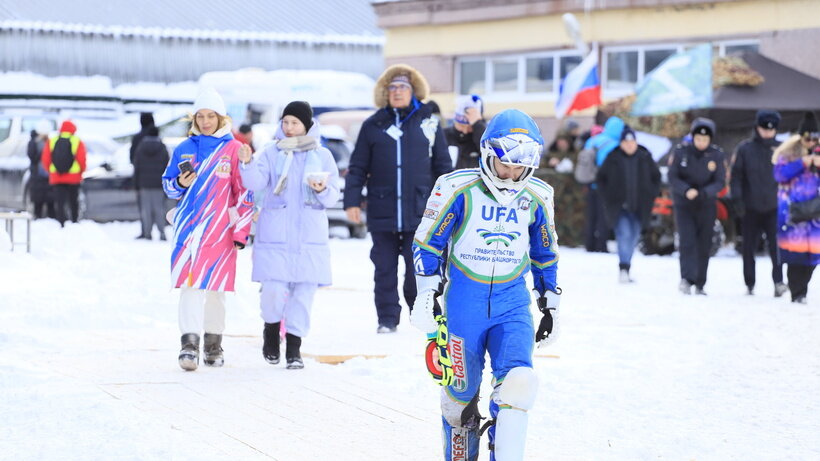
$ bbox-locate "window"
[724,42,759,56]
[457,51,582,98]
[492,60,518,92]
[602,40,760,94]
[459,61,486,95]
[606,50,639,91]
[525,57,553,93]
[644,49,676,75]
[560,55,582,79]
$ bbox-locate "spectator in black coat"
[668,118,727,295]
[597,127,661,283]
[130,112,155,164]
[444,94,486,169]
[133,126,170,241]
[730,110,787,297]
[131,112,156,238]
[27,124,55,219]
[344,64,452,333]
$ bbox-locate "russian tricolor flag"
[555,51,601,119]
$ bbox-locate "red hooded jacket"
[42,120,87,185]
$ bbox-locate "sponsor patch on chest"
[215,155,232,178]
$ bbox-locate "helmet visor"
[486,135,542,169]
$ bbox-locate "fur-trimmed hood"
[374,64,429,108]
[772,134,805,163]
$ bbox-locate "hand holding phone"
[177,160,196,188]
[178,160,194,174]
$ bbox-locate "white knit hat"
[192,87,227,116]
[454,94,483,124]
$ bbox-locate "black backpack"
[51,137,74,174]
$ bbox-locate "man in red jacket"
[42,120,86,226]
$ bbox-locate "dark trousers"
[741,209,782,288]
[675,203,715,289]
[787,264,816,301]
[33,200,55,220]
[370,231,417,328]
[54,184,80,226]
[138,189,167,240]
[584,187,609,252]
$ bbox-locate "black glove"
[535,308,554,343]
[532,288,561,347]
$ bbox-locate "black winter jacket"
[133,136,170,189]
[344,102,453,232]
[27,135,52,201]
[668,142,726,209]
[444,119,486,170]
[730,132,780,214]
[596,146,661,230]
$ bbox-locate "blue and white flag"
[631,44,713,116]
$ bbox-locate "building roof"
[0,0,383,45]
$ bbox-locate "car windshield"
[22,118,56,135]
[0,118,11,143]
[159,117,191,138]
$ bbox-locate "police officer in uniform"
[668,118,726,295]
[730,110,788,297]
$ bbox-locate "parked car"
[0,114,58,210]
[318,111,373,239]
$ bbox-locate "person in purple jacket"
[238,101,340,369]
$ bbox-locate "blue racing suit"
[413,168,559,461]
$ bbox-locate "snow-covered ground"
[1,219,818,460]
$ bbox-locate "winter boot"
[746,286,754,295]
[285,333,304,370]
[679,279,692,295]
[263,322,281,364]
[178,333,200,371]
[203,333,224,367]
[618,264,632,284]
[774,283,788,298]
[694,286,707,296]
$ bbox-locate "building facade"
[373,0,820,128]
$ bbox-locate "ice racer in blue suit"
[412,109,562,461]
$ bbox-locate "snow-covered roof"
[0,0,383,45]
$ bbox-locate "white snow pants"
[178,286,226,335]
[260,281,317,338]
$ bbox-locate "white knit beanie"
[192,87,227,116]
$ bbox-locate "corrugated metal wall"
[0,28,384,83]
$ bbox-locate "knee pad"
[494,367,538,411]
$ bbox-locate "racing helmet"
[479,109,544,206]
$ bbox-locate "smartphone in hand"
[178,160,194,174]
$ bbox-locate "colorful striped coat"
[773,136,820,266]
[162,124,254,291]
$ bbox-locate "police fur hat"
[374,64,430,108]
[690,117,716,138]
[755,110,780,130]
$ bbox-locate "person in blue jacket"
[343,64,453,333]
[582,116,624,252]
[412,109,561,461]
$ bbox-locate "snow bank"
[1,220,818,460]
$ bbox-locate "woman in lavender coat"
[238,101,340,369]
